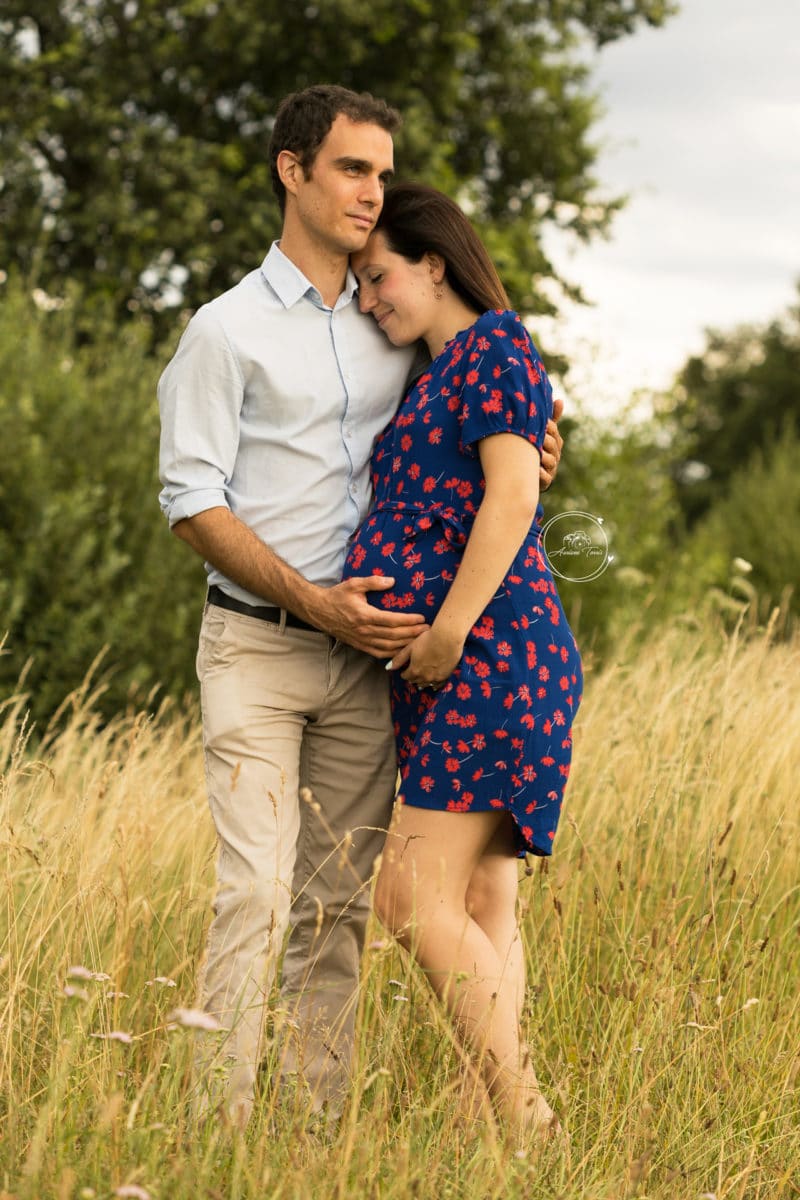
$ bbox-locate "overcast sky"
[536,0,800,416]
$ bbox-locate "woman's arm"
[389,433,540,687]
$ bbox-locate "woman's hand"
[387,626,464,690]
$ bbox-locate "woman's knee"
[373,864,414,938]
[465,859,518,926]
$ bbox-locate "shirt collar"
[260,241,358,311]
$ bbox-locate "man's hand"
[311,576,428,657]
[539,396,564,491]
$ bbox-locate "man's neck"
[278,218,350,309]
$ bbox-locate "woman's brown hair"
[375,183,510,314]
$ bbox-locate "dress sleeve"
[457,311,552,458]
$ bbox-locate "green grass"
[1,621,798,1199]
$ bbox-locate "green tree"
[0,0,674,325]
[661,288,800,527]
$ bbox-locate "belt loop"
[278,608,287,634]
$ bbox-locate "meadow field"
[1,619,798,1199]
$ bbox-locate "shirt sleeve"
[157,305,245,527]
[457,311,552,458]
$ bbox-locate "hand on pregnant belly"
[388,625,464,689]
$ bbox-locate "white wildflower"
[732,557,753,575]
[167,1007,224,1032]
[145,976,176,987]
[114,1187,151,1199]
[63,985,89,1001]
[91,1030,133,1044]
[31,287,65,312]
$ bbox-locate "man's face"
[290,114,395,256]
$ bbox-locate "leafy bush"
[0,278,203,729]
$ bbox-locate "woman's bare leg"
[374,803,555,1135]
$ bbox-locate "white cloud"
[540,0,800,413]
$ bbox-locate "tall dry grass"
[1,621,798,1199]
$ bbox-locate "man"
[158,84,562,1128]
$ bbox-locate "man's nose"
[359,173,383,207]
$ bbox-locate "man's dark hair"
[269,85,402,213]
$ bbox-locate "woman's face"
[353,230,439,346]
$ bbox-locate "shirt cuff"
[159,487,230,527]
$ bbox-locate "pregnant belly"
[342,507,464,616]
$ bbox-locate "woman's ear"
[277,149,303,198]
[425,252,446,286]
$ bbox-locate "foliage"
[660,288,800,527]
[663,426,799,628]
[2,623,798,1197]
[0,277,202,729]
[535,397,679,657]
[0,0,674,327]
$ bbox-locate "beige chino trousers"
[194,602,396,1125]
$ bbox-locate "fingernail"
[385,660,394,671]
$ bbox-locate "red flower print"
[538,665,550,682]
[423,476,437,493]
[350,544,366,569]
[408,463,420,480]
[553,710,566,726]
[526,641,537,669]
[559,676,570,691]
[497,642,512,657]
[472,733,486,750]
[540,755,555,767]
[523,764,537,782]
[445,757,460,773]
[456,682,472,700]
[420,776,435,793]
[428,427,443,445]
[381,542,396,557]
[401,434,412,451]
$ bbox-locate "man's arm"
[539,396,564,490]
[173,507,427,657]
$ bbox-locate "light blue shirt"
[158,242,417,599]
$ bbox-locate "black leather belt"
[207,585,321,634]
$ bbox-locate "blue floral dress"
[342,310,582,856]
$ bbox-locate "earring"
[433,281,444,301]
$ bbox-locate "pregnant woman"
[343,183,582,1140]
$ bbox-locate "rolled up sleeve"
[157,305,244,527]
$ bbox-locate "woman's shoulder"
[467,309,532,346]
